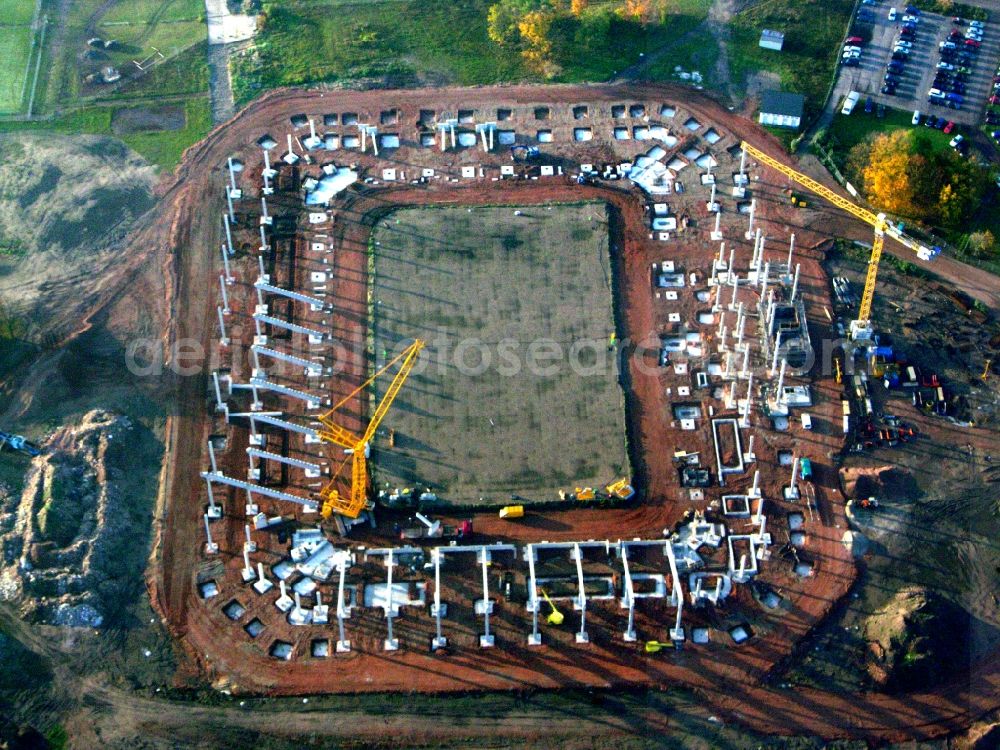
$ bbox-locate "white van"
[801,413,813,430]
[841,91,861,116]
[888,7,898,21]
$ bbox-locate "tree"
[519,9,555,75]
[487,0,546,45]
[862,131,916,217]
[967,230,995,257]
[570,0,588,15]
[619,0,652,22]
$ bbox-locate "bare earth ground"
[0,83,997,747]
[370,204,628,504]
[134,82,1000,744]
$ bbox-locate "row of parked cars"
[881,8,923,96]
[927,17,985,110]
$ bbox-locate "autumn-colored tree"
[620,0,651,21]
[967,230,995,257]
[571,0,588,15]
[519,9,555,74]
[862,131,917,217]
[487,0,544,45]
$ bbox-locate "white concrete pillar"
[219,274,230,315]
[770,330,783,376]
[204,513,218,554]
[745,199,756,241]
[787,233,795,270]
[244,523,256,552]
[217,306,228,347]
[776,359,788,403]
[790,263,801,303]
[212,372,225,411]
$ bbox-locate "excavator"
[316,340,424,520]
[560,477,635,502]
[540,589,564,625]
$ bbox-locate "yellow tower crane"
[317,339,424,519]
[739,142,941,342]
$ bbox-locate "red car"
[845,35,864,45]
[991,95,1000,105]
[964,38,981,48]
[943,120,956,134]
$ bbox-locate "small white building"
[759,29,784,51]
[758,90,805,130]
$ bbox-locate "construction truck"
[605,478,635,500]
[510,144,540,162]
[399,512,472,541]
[0,431,41,457]
[499,505,524,519]
[560,477,635,503]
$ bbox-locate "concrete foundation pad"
[336,640,351,653]
[384,638,399,651]
[527,633,542,646]
[623,631,637,642]
[479,635,495,648]
[253,579,273,595]
[575,632,590,644]
[670,627,686,642]
[241,567,256,583]
[432,636,448,650]
[205,543,219,555]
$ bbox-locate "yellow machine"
[499,505,524,519]
[540,589,564,625]
[644,640,668,653]
[605,478,635,500]
[740,142,941,342]
[574,487,596,501]
[316,340,424,519]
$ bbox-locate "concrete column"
[224,215,234,257]
[770,330,783,376]
[745,199,756,241]
[790,263,801,303]
[204,513,218,554]
[217,306,228,347]
[787,233,795,270]
[776,359,788,403]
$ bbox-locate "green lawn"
[0,26,34,113]
[0,97,212,170]
[234,0,710,106]
[728,0,855,124]
[821,107,952,174]
[0,0,38,25]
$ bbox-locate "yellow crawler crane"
[317,340,424,519]
[739,142,941,342]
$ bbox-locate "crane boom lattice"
[317,340,424,519]
[739,142,939,340]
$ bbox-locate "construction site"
[0,82,988,745]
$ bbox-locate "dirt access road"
[141,82,1000,743]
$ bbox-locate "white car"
[911,109,921,125]
[939,41,956,50]
[841,91,861,115]
[970,20,985,29]
[888,7,897,21]
[902,14,919,23]
[937,62,955,70]
[966,30,983,40]
[843,45,863,54]
[949,134,964,148]
[896,40,913,49]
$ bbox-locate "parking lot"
[837,5,1000,127]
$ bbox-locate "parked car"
[892,50,908,60]
[949,30,963,41]
[964,39,981,48]
[877,103,885,118]
[940,41,957,50]
[943,120,956,134]
[937,62,955,70]
[902,14,919,23]
[935,116,948,129]
[949,134,964,148]
[841,90,861,115]
[912,109,921,125]
[985,111,1000,124]
[991,130,1000,143]
[970,20,985,29]
[889,7,898,21]
[990,95,1000,105]
[845,35,864,45]
[896,39,913,49]
[881,82,897,94]
[887,61,905,72]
